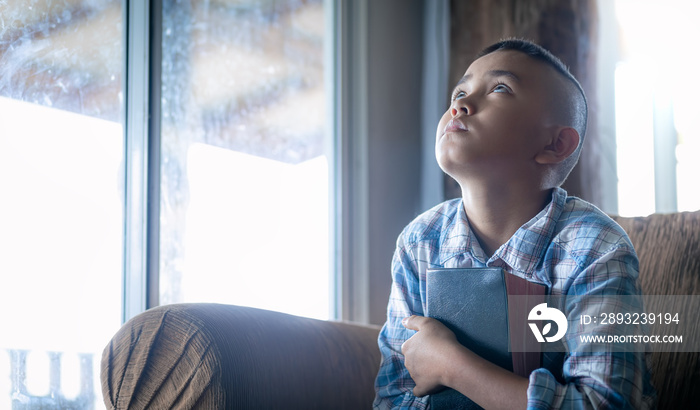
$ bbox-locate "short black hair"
[478,38,588,186]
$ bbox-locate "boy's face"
[435,50,561,183]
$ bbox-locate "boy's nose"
[451,106,468,117]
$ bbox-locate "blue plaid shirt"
[374,188,656,409]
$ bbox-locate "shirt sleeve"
[373,234,429,410]
[527,244,656,410]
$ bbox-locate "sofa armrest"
[101,303,382,409]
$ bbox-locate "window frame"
[123,0,154,321]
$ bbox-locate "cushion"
[613,211,700,409]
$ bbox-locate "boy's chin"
[435,159,459,181]
[438,159,528,188]
[435,154,478,181]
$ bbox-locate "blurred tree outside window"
[158,0,331,319]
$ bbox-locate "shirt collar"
[438,187,567,274]
[493,187,566,275]
[438,201,485,266]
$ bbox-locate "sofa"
[101,210,699,409]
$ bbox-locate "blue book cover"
[425,267,546,410]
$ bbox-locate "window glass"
[159,0,331,319]
[614,0,700,215]
[0,1,123,408]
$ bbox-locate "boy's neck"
[459,182,553,258]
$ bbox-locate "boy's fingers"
[401,315,414,329]
[402,315,425,330]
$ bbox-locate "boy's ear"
[535,127,580,165]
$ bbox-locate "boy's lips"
[444,118,468,134]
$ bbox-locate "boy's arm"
[402,315,528,409]
[526,245,654,409]
[373,238,430,409]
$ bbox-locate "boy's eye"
[452,90,466,101]
[492,84,510,93]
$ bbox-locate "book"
[425,267,547,409]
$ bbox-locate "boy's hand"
[401,315,462,397]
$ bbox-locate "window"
[0,1,123,408]
[157,0,332,319]
[613,0,700,216]
[1,0,333,407]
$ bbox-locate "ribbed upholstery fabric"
[613,211,700,410]
[101,304,225,409]
[101,303,381,409]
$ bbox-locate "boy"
[373,39,655,409]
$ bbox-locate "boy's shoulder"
[553,194,635,259]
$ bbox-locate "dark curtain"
[446,0,600,204]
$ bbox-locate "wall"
[339,0,449,326]
[365,0,427,325]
